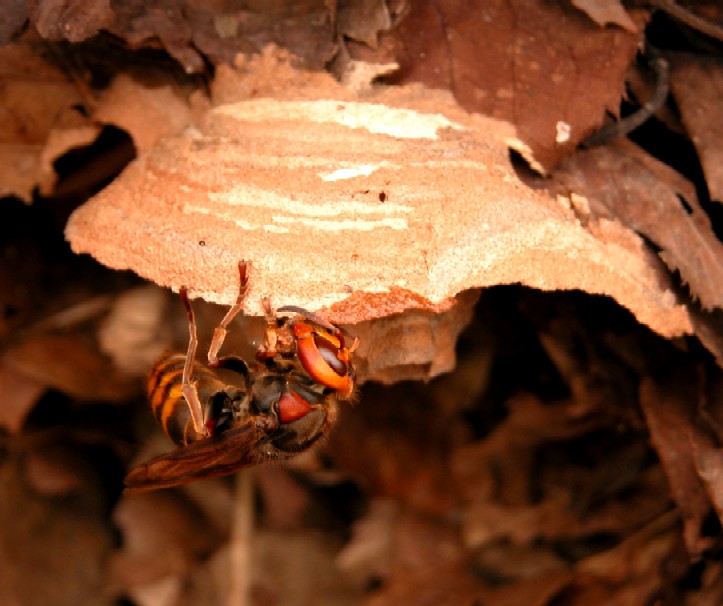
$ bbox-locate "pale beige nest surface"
[65,51,693,379]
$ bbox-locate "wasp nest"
[65,50,692,382]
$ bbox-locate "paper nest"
[65,57,693,380]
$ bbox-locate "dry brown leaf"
[692,442,723,528]
[0,1,29,45]
[473,543,569,582]
[689,375,723,532]
[97,1,338,73]
[339,58,400,93]
[192,1,338,71]
[97,286,173,376]
[94,74,193,157]
[685,561,723,606]
[690,308,723,369]
[32,0,114,43]
[0,43,97,201]
[452,394,609,502]
[451,392,670,549]
[670,54,723,203]
[0,362,46,433]
[23,442,96,495]
[329,382,458,515]
[554,140,723,310]
[460,467,669,550]
[366,564,483,606]
[37,122,101,195]
[337,507,467,601]
[254,466,310,530]
[337,0,392,48]
[639,370,713,556]
[571,0,638,32]
[336,499,397,586]
[572,513,678,604]
[2,334,137,401]
[66,50,694,352]
[351,513,475,601]
[126,576,182,606]
[385,0,643,171]
[384,509,465,577]
[110,490,224,590]
[108,4,204,73]
[0,458,114,606]
[250,529,364,606]
[477,573,573,606]
[534,297,644,417]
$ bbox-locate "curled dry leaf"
[0,362,46,433]
[385,509,466,580]
[553,140,723,310]
[2,333,137,401]
[111,4,206,74]
[56,1,339,73]
[94,74,194,157]
[336,499,397,586]
[472,543,568,582]
[639,369,713,556]
[22,441,108,497]
[693,445,723,528]
[669,54,723,203]
[254,466,310,531]
[31,0,114,43]
[329,381,463,515]
[570,0,638,32]
[97,285,173,376]
[350,510,475,603]
[475,572,574,606]
[569,515,678,605]
[0,43,98,201]
[450,389,671,552]
[384,0,643,171]
[250,529,365,606]
[366,563,483,606]
[336,0,392,48]
[0,1,29,45]
[109,490,224,591]
[66,49,693,370]
[690,308,723,370]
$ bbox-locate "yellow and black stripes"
[146,354,217,446]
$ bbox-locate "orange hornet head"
[292,321,358,400]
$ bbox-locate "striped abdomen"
[146,354,199,446]
[146,354,251,447]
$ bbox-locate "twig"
[228,471,254,606]
[582,48,670,147]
